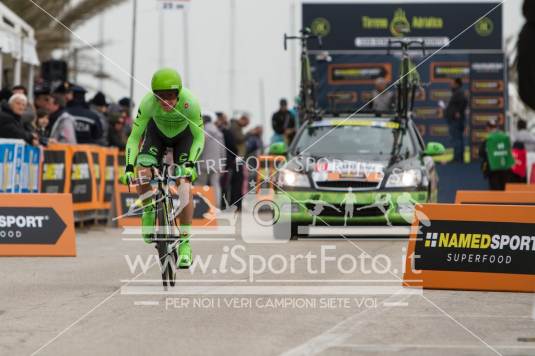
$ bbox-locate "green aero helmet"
[151,68,183,93]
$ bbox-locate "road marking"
[121,279,248,283]
[382,302,408,307]
[134,301,159,306]
[121,285,423,295]
[121,237,236,241]
[334,344,535,351]
[256,279,421,283]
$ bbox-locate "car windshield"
[293,123,414,157]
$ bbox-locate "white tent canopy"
[0,1,39,91]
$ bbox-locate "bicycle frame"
[284,27,323,125]
[386,39,426,165]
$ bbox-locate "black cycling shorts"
[138,119,193,167]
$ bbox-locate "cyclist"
[120,68,204,268]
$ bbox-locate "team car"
[273,115,445,239]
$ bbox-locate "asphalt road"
[1,227,534,356]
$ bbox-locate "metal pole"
[28,65,34,102]
[14,33,22,85]
[289,0,296,101]
[98,14,105,91]
[73,47,78,83]
[129,0,138,115]
[229,0,236,115]
[259,77,266,142]
[158,4,164,68]
[183,6,190,85]
[0,51,3,88]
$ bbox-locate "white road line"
[120,279,248,283]
[133,301,160,306]
[121,285,423,296]
[255,279,422,283]
[121,237,236,241]
[335,344,535,351]
[382,302,408,307]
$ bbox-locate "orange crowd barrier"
[455,190,535,205]
[505,183,535,192]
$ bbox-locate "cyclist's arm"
[125,95,152,170]
[187,103,205,164]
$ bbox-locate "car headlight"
[277,169,310,187]
[385,169,422,188]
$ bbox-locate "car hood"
[287,153,420,174]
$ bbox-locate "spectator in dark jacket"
[271,98,296,145]
[12,85,35,128]
[0,94,38,145]
[66,86,103,144]
[245,126,264,157]
[445,78,468,163]
[518,0,535,110]
[90,91,110,146]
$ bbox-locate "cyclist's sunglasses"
[154,90,179,101]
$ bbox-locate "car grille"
[304,203,388,217]
[314,180,379,189]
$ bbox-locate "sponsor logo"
[471,80,503,93]
[71,163,90,180]
[329,63,392,84]
[431,62,469,82]
[361,8,443,33]
[475,17,493,37]
[149,146,159,156]
[415,220,535,274]
[326,91,357,104]
[414,107,442,119]
[471,113,504,126]
[390,8,411,36]
[0,207,66,244]
[471,97,504,109]
[43,163,65,180]
[311,17,330,37]
[471,62,503,73]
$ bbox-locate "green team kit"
[121,68,205,268]
[485,131,514,171]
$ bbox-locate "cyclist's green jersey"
[125,87,204,167]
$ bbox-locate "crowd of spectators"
[0,82,132,149]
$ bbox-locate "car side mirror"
[268,142,287,156]
[423,142,445,156]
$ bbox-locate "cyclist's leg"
[137,120,165,242]
[171,127,195,267]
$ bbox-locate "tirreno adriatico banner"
[302,2,502,51]
[404,204,535,292]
